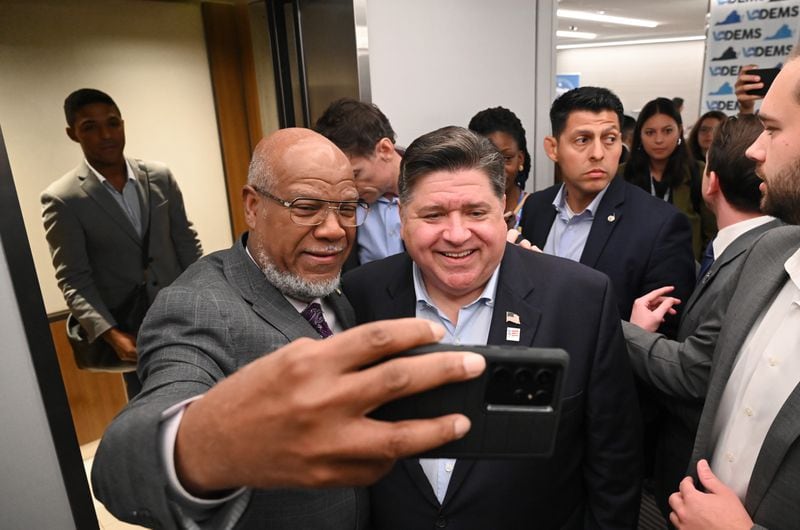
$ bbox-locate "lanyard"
[650,175,671,202]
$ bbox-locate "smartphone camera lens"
[535,368,554,386]
[514,388,533,403]
[514,367,534,385]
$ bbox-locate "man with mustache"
[518,86,695,339]
[91,128,486,529]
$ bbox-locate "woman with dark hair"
[468,106,531,230]
[623,97,716,259]
[687,110,727,162]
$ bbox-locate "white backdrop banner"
[701,0,800,115]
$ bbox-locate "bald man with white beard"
[91,128,486,530]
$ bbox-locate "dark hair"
[624,97,701,214]
[688,111,727,162]
[671,97,684,109]
[64,88,119,127]
[622,114,636,138]
[550,86,624,138]
[468,106,531,188]
[314,98,396,157]
[706,114,764,213]
[399,126,504,203]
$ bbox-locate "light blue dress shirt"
[357,195,403,264]
[412,262,500,503]
[542,183,609,262]
[86,158,143,237]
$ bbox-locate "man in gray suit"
[631,56,800,529]
[91,127,486,529]
[622,114,779,521]
[41,88,202,397]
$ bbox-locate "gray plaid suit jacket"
[91,236,368,529]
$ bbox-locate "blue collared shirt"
[357,195,403,264]
[86,158,143,237]
[412,262,500,504]
[542,183,609,262]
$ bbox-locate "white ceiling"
[556,0,709,45]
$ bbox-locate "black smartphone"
[745,67,781,97]
[370,344,569,458]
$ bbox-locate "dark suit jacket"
[343,244,641,530]
[623,218,781,516]
[519,176,695,339]
[41,158,202,341]
[91,235,369,530]
[688,225,800,529]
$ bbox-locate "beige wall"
[557,40,706,128]
[0,0,233,314]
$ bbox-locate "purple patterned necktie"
[301,302,333,338]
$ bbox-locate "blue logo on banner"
[709,82,734,96]
[747,6,800,21]
[716,11,741,25]
[706,100,739,112]
[712,47,738,61]
[742,44,793,58]
[713,28,761,41]
[766,24,793,41]
[709,65,744,77]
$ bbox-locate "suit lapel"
[385,255,417,318]
[685,220,780,317]
[528,188,558,248]
[580,177,624,268]
[400,460,441,508]
[487,245,541,347]
[225,235,319,341]
[327,288,356,329]
[445,246,540,506]
[695,230,798,459]
[78,161,141,245]
[129,158,151,237]
[745,384,800,515]
[684,245,744,316]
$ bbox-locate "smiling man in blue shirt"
[343,126,641,530]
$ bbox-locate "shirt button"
[768,357,778,367]
[453,338,461,345]
[445,462,454,473]
[726,452,735,462]
[744,407,753,417]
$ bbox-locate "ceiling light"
[557,35,705,50]
[557,30,597,39]
[557,9,659,28]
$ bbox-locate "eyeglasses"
[253,186,370,227]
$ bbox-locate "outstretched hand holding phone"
[735,64,780,114]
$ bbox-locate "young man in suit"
[343,126,641,529]
[91,128,487,530]
[315,98,404,268]
[518,86,695,339]
[41,88,202,397]
[622,114,780,522]
[634,56,800,529]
